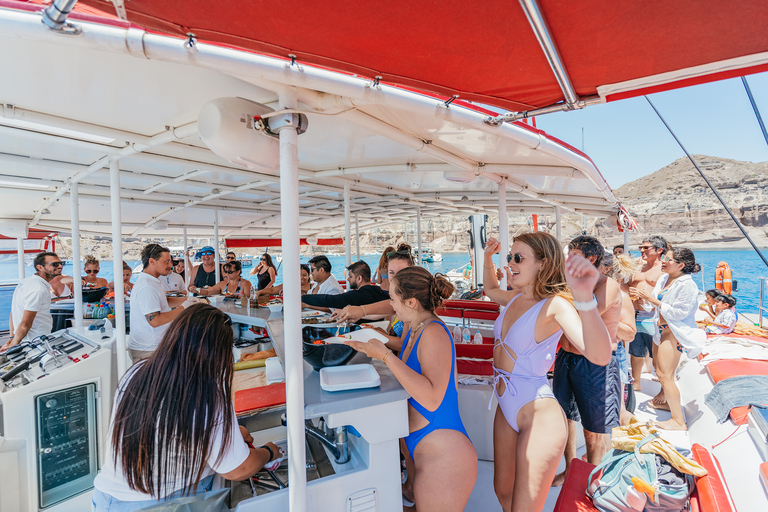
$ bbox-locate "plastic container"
[462,327,471,344]
[452,325,462,344]
[473,331,483,345]
[319,364,381,392]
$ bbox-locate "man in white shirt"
[129,244,197,364]
[305,255,344,313]
[2,252,61,352]
[160,259,187,295]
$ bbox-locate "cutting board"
[234,383,286,414]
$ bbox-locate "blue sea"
[2,249,768,331]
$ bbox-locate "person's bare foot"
[649,400,670,411]
[655,419,687,431]
[651,390,666,407]
[552,470,566,487]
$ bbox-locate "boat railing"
[759,278,768,329]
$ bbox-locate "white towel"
[265,357,285,384]
[699,336,768,365]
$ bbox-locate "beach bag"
[587,433,695,512]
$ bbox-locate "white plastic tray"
[319,364,381,392]
[323,329,389,344]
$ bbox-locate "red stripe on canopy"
[226,238,344,248]
[78,0,768,111]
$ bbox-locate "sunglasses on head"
[47,262,63,268]
[387,249,412,257]
[85,269,99,274]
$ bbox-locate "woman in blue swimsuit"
[483,234,612,512]
[346,266,477,512]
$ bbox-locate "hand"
[239,425,254,444]
[631,286,653,302]
[0,339,14,353]
[331,305,363,323]
[564,254,600,301]
[345,338,389,360]
[495,267,504,281]
[182,297,200,309]
[484,237,501,259]
[262,441,281,462]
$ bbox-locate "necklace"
[411,315,436,335]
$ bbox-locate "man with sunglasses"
[2,252,61,352]
[187,246,220,294]
[626,235,668,391]
[302,261,388,312]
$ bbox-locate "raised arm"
[553,255,612,366]
[483,237,516,306]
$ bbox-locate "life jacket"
[715,261,733,294]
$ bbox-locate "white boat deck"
[461,354,768,511]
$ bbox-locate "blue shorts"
[616,342,629,385]
[628,331,654,358]
[553,350,621,434]
[92,475,214,511]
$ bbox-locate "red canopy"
[78,0,768,112]
[226,238,344,248]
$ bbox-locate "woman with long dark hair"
[251,253,277,290]
[93,304,280,510]
[346,266,477,511]
[633,246,704,430]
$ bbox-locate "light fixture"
[211,188,221,195]
[153,220,169,230]
[460,196,469,201]
[0,118,115,144]
[443,171,477,183]
[0,178,54,190]
[40,208,52,215]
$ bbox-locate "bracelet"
[360,305,367,317]
[259,444,274,461]
[382,350,393,365]
[573,294,598,312]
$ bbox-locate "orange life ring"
[715,262,732,294]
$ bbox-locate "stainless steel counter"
[219,303,409,420]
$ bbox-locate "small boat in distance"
[420,248,442,262]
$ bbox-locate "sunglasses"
[510,253,524,264]
[46,262,64,268]
[387,249,412,257]
[261,258,267,261]
[85,269,99,274]
[201,252,214,256]
[223,270,236,274]
[638,245,654,251]
[660,254,676,263]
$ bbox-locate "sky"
[534,71,768,190]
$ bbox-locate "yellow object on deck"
[630,477,656,501]
[234,359,267,371]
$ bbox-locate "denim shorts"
[92,475,214,511]
[616,342,629,385]
[553,350,621,434]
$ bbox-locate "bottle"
[474,331,483,345]
[462,327,471,344]
[85,304,93,319]
[453,325,462,344]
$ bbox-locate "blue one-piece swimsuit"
[400,321,469,455]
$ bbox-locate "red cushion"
[435,307,463,318]
[455,344,493,359]
[729,403,768,423]
[463,310,499,321]
[553,458,600,511]
[456,359,493,375]
[444,299,500,312]
[706,359,768,383]
[761,461,768,495]
[690,443,736,512]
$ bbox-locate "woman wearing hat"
[187,246,221,294]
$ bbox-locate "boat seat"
[552,458,600,511]
[455,343,494,376]
[690,443,737,512]
[435,307,463,318]
[706,359,768,383]
[444,299,500,312]
[463,310,499,322]
[761,461,768,495]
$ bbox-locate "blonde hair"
[612,254,638,284]
[513,232,569,300]
[84,255,99,267]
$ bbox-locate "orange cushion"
[690,443,736,512]
[729,404,768,423]
[553,458,600,511]
[706,359,768,383]
[761,461,768,495]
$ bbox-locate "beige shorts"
[128,348,154,366]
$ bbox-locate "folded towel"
[705,375,768,422]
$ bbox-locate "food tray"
[319,364,380,392]
[323,329,389,344]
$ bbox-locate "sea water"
[2,250,768,332]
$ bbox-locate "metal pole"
[213,212,220,283]
[742,76,768,148]
[70,183,83,329]
[355,213,360,261]
[554,205,562,243]
[110,159,128,378]
[182,227,189,291]
[278,88,306,512]
[416,206,422,266]
[16,237,24,281]
[646,95,768,270]
[344,183,351,267]
[623,230,629,255]
[761,278,765,329]
[499,183,509,269]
